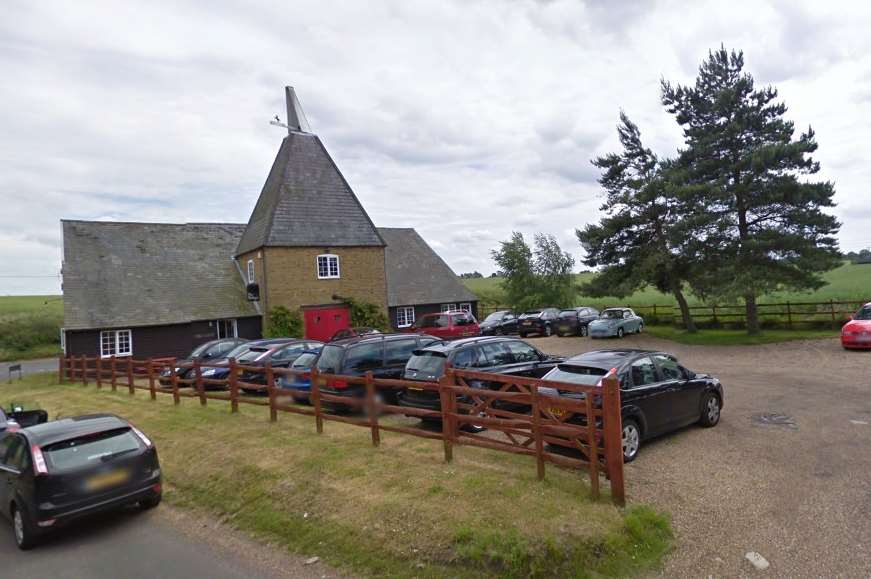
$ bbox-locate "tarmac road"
[0,357,58,378]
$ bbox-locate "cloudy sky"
[2,0,870,295]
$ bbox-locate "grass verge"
[644,325,838,346]
[9,374,672,578]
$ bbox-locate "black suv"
[554,307,600,337]
[517,308,561,338]
[315,333,442,407]
[396,336,563,424]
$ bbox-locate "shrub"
[0,315,60,352]
[264,306,303,338]
[345,298,389,331]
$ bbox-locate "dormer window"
[247,259,255,283]
[317,254,340,279]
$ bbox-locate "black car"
[0,406,48,431]
[517,308,561,338]
[329,327,381,342]
[238,339,324,391]
[554,307,600,337]
[159,337,248,385]
[0,414,162,549]
[396,336,564,428]
[538,349,723,462]
[479,310,519,335]
[315,333,443,408]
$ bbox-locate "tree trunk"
[745,294,760,335]
[673,289,697,333]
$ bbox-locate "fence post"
[81,355,88,386]
[652,304,657,320]
[711,305,718,326]
[195,360,206,407]
[58,356,64,383]
[585,395,600,499]
[439,369,455,463]
[147,359,157,400]
[311,368,323,434]
[601,373,625,507]
[110,356,117,391]
[531,383,545,481]
[229,359,239,414]
[785,301,793,329]
[365,371,380,447]
[830,299,836,328]
[95,356,103,389]
[127,357,134,395]
[267,363,277,422]
[171,367,180,405]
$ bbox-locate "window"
[5,436,28,471]
[316,345,345,374]
[43,428,141,474]
[272,344,307,361]
[629,357,659,387]
[460,303,472,313]
[416,315,449,329]
[100,329,132,358]
[216,319,238,339]
[344,342,383,373]
[247,259,255,284]
[384,338,418,365]
[504,341,541,363]
[396,306,415,328]
[317,254,340,279]
[440,303,458,313]
[479,342,512,366]
[454,313,475,326]
[451,348,481,369]
[653,354,684,380]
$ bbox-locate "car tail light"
[130,424,153,448]
[32,445,48,475]
[152,483,162,493]
[331,379,348,389]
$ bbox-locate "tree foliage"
[345,298,389,331]
[264,306,303,338]
[491,232,575,310]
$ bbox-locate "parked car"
[198,338,295,388]
[408,311,480,340]
[159,337,248,385]
[0,405,47,432]
[0,414,162,549]
[277,349,322,402]
[538,349,723,462]
[554,307,601,337]
[841,303,871,350]
[315,333,443,409]
[329,327,381,342]
[587,308,644,339]
[238,339,324,392]
[479,310,519,335]
[517,308,561,338]
[397,336,564,429]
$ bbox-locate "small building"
[61,87,477,358]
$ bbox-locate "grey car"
[588,308,644,339]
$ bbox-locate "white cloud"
[1,0,870,295]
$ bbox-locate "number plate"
[85,469,131,492]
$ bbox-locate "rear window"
[291,352,318,369]
[238,347,269,363]
[343,342,383,374]
[43,428,141,474]
[453,313,475,326]
[519,310,542,319]
[406,351,447,378]
[416,315,449,328]
[543,365,606,386]
[385,339,419,365]
[316,345,345,373]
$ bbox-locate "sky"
[2,0,871,295]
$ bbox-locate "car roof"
[561,349,664,371]
[21,414,130,446]
[327,333,439,348]
[415,335,519,354]
[249,338,297,346]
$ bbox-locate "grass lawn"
[644,325,838,346]
[0,295,63,362]
[9,374,672,578]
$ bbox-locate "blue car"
[588,308,644,339]
[277,349,322,402]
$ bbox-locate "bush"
[0,315,60,352]
[264,306,303,338]
[346,298,389,331]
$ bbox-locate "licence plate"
[407,386,423,391]
[522,321,532,325]
[548,407,569,420]
[85,468,131,492]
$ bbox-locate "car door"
[502,313,518,334]
[501,340,546,377]
[619,356,677,436]
[383,337,420,379]
[652,354,705,424]
[0,434,28,520]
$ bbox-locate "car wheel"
[519,332,527,338]
[12,504,37,550]
[544,325,552,337]
[139,494,162,510]
[580,325,588,337]
[462,410,486,433]
[698,393,721,427]
[637,323,643,334]
[621,419,641,463]
[617,327,624,338]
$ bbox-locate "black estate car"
[159,337,248,385]
[0,414,162,549]
[554,307,600,337]
[538,349,723,462]
[517,308,561,338]
[397,336,564,429]
[479,310,518,335]
[316,333,443,408]
[238,339,324,391]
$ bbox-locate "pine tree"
[662,48,841,334]
[578,113,700,331]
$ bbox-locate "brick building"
[61,87,477,358]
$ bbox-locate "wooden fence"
[57,355,626,505]
[481,299,869,329]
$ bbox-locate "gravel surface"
[534,332,871,578]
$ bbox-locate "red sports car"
[841,303,871,350]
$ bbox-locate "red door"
[303,305,351,342]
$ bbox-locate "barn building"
[61,87,477,359]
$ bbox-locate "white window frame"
[316,254,340,279]
[247,259,255,284]
[99,329,132,358]
[460,302,472,313]
[60,327,66,355]
[216,319,238,339]
[396,306,415,328]
[440,303,458,313]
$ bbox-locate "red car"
[408,311,480,340]
[842,303,871,350]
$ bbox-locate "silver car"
[588,308,644,339]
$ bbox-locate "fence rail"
[480,298,869,329]
[58,355,626,505]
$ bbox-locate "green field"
[0,295,63,362]
[465,261,871,308]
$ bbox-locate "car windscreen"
[316,345,345,373]
[558,310,578,318]
[291,352,318,370]
[600,310,623,319]
[519,310,542,319]
[855,306,871,320]
[238,347,269,363]
[190,341,214,358]
[406,351,447,378]
[543,365,607,386]
[225,344,251,359]
[43,428,141,474]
